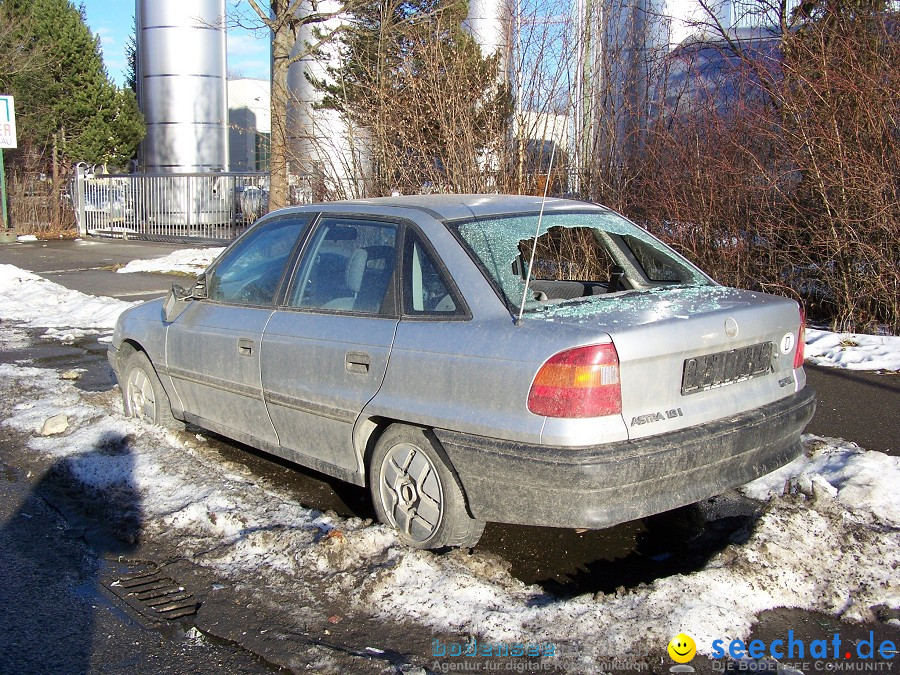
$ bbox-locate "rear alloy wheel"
[122,350,179,428]
[370,425,484,549]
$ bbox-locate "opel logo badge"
[725,318,739,338]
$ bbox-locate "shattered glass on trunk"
[532,285,761,325]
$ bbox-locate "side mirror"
[162,283,192,323]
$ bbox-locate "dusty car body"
[109,195,815,548]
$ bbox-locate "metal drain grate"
[107,564,199,622]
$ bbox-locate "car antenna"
[515,141,557,326]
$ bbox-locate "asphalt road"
[805,365,899,456]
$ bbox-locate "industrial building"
[228,78,271,173]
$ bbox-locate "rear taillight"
[528,344,622,418]
[794,305,806,369]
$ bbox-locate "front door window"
[206,217,308,305]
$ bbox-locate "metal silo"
[136,0,228,173]
[464,0,510,63]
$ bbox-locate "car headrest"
[346,248,368,294]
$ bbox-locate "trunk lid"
[533,285,804,439]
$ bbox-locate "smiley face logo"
[667,633,696,663]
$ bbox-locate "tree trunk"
[268,18,295,211]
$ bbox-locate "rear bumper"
[434,387,816,529]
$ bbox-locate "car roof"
[282,194,610,222]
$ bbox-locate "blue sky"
[79,0,272,87]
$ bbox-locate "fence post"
[74,164,87,237]
[0,149,14,243]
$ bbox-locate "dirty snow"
[0,360,897,666]
[805,328,900,372]
[0,264,135,334]
[117,247,224,277]
[365,437,900,661]
[741,437,900,523]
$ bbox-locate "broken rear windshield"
[452,211,711,312]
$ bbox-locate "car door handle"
[238,338,254,356]
[345,351,370,374]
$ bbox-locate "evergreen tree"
[125,16,137,93]
[0,0,144,168]
[315,0,511,193]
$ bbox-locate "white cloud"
[95,25,118,45]
[228,30,270,79]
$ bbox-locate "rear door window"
[287,218,399,315]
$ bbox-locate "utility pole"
[0,95,17,243]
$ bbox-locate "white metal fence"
[71,167,271,241]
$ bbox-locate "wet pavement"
[0,429,279,674]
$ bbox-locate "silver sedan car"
[109,195,815,549]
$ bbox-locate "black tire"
[121,350,180,428]
[369,425,485,549]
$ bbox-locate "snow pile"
[741,437,900,523]
[17,234,38,242]
[1,361,897,665]
[117,247,224,277]
[0,264,135,331]
[805,328,900,372]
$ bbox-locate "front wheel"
[122,350,179,428]
[369,425,485,549]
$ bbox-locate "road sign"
[0,96,17,149]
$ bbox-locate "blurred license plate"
[682,342,773,395]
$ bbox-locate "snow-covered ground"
[805,328,900,372]
[0,264,135,343]
[0,261,898,667]
[116,247,224,277]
